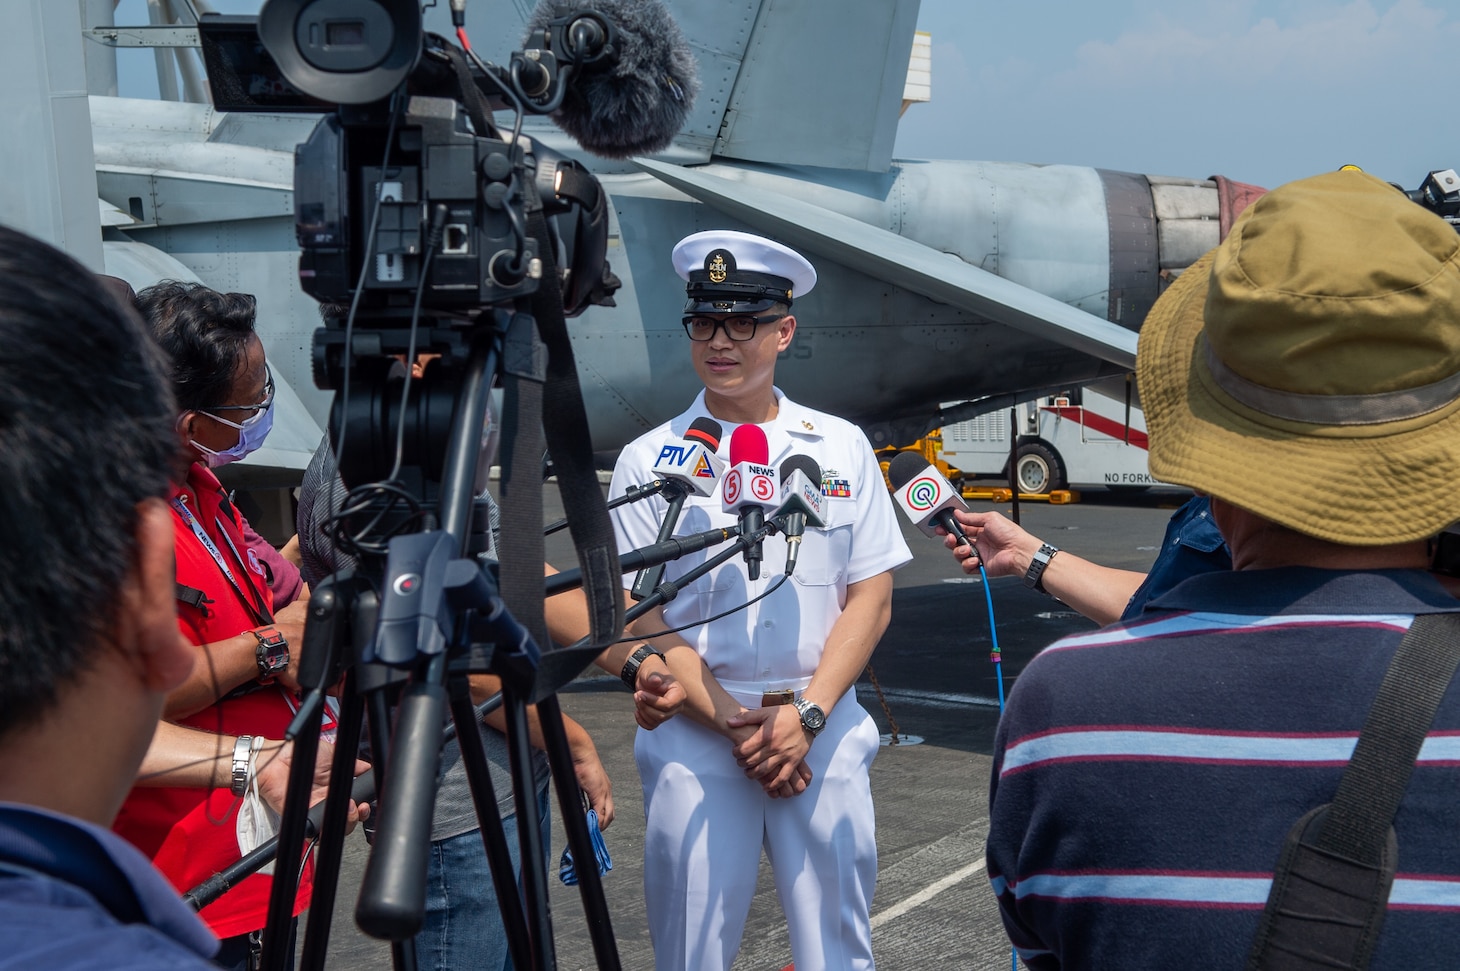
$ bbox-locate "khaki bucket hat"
[1136,169,1460,545]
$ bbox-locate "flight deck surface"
[307,486,1186,970]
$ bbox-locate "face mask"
[191,399,275,468]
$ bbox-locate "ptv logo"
[654,443,718,480]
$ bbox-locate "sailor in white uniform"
[609,230,912,970]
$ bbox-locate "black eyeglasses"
[682,314,785,342]
[205,364,275,416]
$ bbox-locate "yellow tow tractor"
[876,429,1080,504]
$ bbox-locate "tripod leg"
[259,686,326,969]
[357,658,449,941]
[446,671,535,971]
[297,672,366,971]
[536,694,622,971]
[502,685,556,970]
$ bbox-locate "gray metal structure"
[11,0,1237,487]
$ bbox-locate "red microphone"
[721,424,779,580]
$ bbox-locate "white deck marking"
[871,859,988,930]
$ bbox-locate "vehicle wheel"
[1014,442,1065,493]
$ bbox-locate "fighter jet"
[19,0,1254,503]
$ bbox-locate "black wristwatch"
[793,698,827,738]
[1023,543,1060,594]
[251,627,289,682]
[620,643,666,691]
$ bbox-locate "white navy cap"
[672,230,817,314]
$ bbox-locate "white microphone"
[650,415,726,498]
[721,424,780,580]
[887,451,974,548]
[772,455,825,576]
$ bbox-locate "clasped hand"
[726,705,813,798]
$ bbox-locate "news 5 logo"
[750,470,775,502]
[722,467,742,505]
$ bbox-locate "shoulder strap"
[497,210,622,683]
[1247,612,1460,971]
[175,582,211,609]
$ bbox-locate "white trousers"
[634,685,879,971]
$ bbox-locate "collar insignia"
[801,420,814,430]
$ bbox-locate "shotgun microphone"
[524,0,700,158]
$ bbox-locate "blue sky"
[893,0,1460,190]
[113,0,1458,192]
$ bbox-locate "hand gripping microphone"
[887,451,975,553]
[772,455,825,576]
[649,416,726,498]
[525,0,701,158]
[722,423,780,581]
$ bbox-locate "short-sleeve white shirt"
[609,389,912,685]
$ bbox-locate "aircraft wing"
[634,158,1139,370]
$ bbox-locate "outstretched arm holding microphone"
[939,508,1150,626]
[939,492,1234,627]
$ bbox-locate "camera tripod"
[248,327,623,971]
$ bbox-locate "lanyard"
[171,494,272,627]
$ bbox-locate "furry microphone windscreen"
[526,0,700,158]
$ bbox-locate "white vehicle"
[939,382,1170,493]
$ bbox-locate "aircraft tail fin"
[687,0,921,172]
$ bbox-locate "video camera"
[1399,168,1460,229]
[201,0,623,352]
[188,3,698,968]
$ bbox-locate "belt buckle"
[760,689,796,707]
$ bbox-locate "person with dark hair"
[609,231,912,970]
[98,278,307,610]
[111,280,321,969]
[0,228,217,967]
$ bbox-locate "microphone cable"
[966,552,1012,971]
[972,556,1007,711]
[615,573,791,645]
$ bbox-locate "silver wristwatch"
[792,698,827,738]
[230,735,254,796]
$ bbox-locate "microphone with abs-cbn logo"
[886,451,976,557]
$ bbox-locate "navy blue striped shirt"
[987,568,1460,969]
